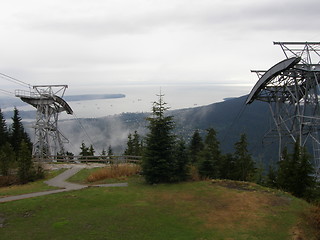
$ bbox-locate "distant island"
[64,94,126,101]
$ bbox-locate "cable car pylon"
[15,85,73,162]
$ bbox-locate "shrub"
[0,175,18,187]
[189,165,201,181]
[87,164,141,182]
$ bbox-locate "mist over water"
[63,84,251,119]
[2,84,251,119]
[6,84,252,155]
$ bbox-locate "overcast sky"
[0,0,319,96]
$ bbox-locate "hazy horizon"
[1,83,251,119]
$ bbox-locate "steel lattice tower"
[246,42,320,178]
[15,85,73,161]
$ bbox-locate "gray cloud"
[19,0,320,38]
[1,0,319,102]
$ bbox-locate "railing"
[32,155,142,164]
[15,89,40,98]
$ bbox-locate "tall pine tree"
[198,128,221,179]
[124,133,134,155]
[172,139,190,182]
[277,141,316,198]
[142,93,177,184]
[233,133,255,181]
[124,131,143,156]
[0,109,8,148]
[189,129,204,164]
[18,140,33,184]
[132,131,143,156]
[10,107,32,154]
[0,142,15,176]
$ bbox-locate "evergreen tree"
[219,153,237,180]
[294,146,315,198]
[266,165,278,188]
[189,129,204,164]
[132,131,143,156]
[172,139,190,182]
[89,144,95,156]
[101,148,106,156]
[79,142,89,157]
[124,133,134,155]
[10,107,32,153]
[0,142,15,176]
[0,109,8,148]
[125,131,143,156]
[142,93,177,184]
[107,145,113,156]
[277,141,316,198]
[198,128,221,179]
[277,147,294,191]
[17,140,33,184]
[65,151,74,160]
[233,133,255,181]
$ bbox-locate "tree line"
[1,98,318,201]
[0,108,43,185]
[134,94,256,184]
[125,94,318,201]
[81,94,317,200]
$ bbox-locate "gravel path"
[0,166,128,203]
[44,167,87,190]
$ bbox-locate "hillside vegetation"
[0,176,317,240]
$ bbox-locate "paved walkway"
[0,167,128,203]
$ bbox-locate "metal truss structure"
[15,85,73,161]
[246,42,320,178]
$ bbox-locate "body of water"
[4,84,252,119]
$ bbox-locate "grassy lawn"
[0,169,65,198]
[67,168,99,184]
[0,176,316,240]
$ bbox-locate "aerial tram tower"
[15,85,73,161]
[246,42,320,178]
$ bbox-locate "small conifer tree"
[10,108,32,154]
[18,140,33,184]
[277,141,316,198]
[173,139,190,182]
[0,142,15,176]
[124,133,134,155]
[0,109,8,148]
[107,145,113,156]
[198,128,221,179]
[233,133,255,181]
[189,129,204,164]
[142,93,177,184]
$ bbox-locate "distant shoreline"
[64,94,126,101]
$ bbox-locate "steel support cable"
[0,72,31,88]
[72,112,102,156]
[0,88,15,96]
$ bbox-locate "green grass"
[0,176,315,240]
[67,168,96,184]
[0,169,65,197]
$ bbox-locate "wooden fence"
[32,155,142,164]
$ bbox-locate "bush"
[87,164,141,182]
[0,175,18,187]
